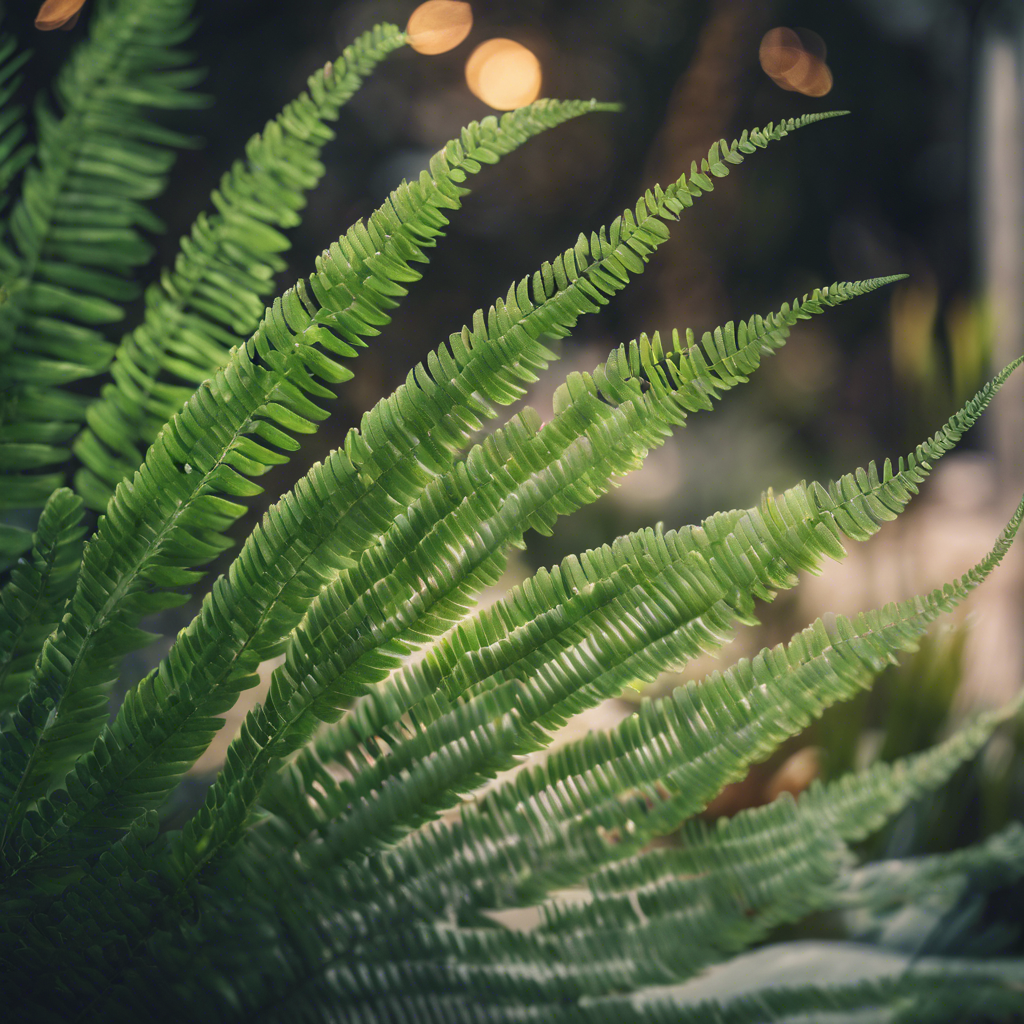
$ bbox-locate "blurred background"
[14,0,1024,850]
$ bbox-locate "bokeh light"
[759,27,833,97]
[35,0,85,31]
[465,38,542,110]
[406,1,473,56]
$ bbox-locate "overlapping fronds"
[175,277,896,883]
[131,716,1024,1024]
[837,822,1024,956]
[539,708,1023,953]
[1,6,1021,1017]
[269,484,1021,931]
[2,113,826,892]
[0,487,83,717]
[0,25,44,567]
[74,23,410,509]
[2,811,163,1021]
[839,821,1024,916]
[0,0,202,521]
[157,705,1021,1024]
[252,359,1019,871]
[0,98,613,880]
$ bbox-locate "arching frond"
[284,488,1022,922]
[535,712,1024,966]
[8,114,828,892]
[254,360,1019,864]
[0,0,202,520]
[0,99,621,886]
[838,822,1024,956]
[0,488,83,717]
[177,278,894,882]
[103,690,1021,1024]
[1,4,1020,1013]
[73,23,410,509]
[840,822,1024,915]
[0,25,44,569]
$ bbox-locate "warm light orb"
[465,38,541,111]
[759,26,833,97]
[406,1,473,56]
[35,0,86,31]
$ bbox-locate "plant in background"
[1,2,1023,1021]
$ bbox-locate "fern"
[0,6,1021,1023]
[0,0,203,541]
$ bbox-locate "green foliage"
[0,5,1021,1022]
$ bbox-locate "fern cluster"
[1,4,1022,1022]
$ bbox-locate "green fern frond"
[0,0,203,518]
[0,100,621,885]
[1,5,1021,1014]
[838,821,1024,917]
[72,23,410,509]
[0,30,32,221]
[1,111,820,887]
[115,702,1022,1022]
[178,278,894,876]
[491,495,1022,891]
[0,97,622,880]
[534,714,1024,973]
[0,24,41,569]
[307,486,1021,920]
[802,694,1024,844]
[0,488,83,717]
[253,358,1017,866]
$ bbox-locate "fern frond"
[0,488,83,716]
[839,821,1024,917]
[0,99,620,880]
[533,718,1024,975]
[177,277,891,877]
[73,23,409,509]
[133,842,1024,1023]
[137,697,1022,1021]
[305,487,1022,920]
[802,694,1024,844]
[0,0,202,518]
[486,498,1023,894]
[253,359,1018,864]
[6,112,825,887]
[1,811,163,1019]
[0,25,39,569]
[0,31,32,222]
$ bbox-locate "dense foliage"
[1,3,1022,1021]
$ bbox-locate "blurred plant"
[890,274,993,428]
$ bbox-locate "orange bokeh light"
[406,1,473,56]
[465,38,542,111]
[759,27,833,98]
[35,0,86,30]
